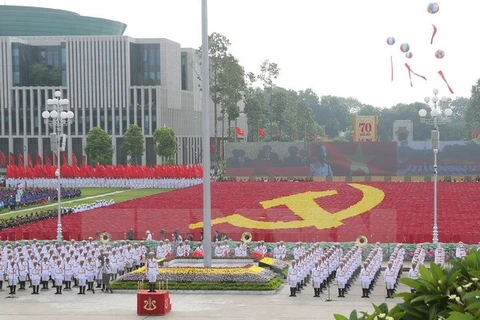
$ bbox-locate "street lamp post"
[418,88,453,244]
[42,90,74,242]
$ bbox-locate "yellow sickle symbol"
[189,183,384,230]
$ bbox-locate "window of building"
[181,52,188,90]
[130,43,161,86]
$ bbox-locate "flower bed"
[257,257,289,278]
[111,259,283,291]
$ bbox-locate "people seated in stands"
[226,149,252,168]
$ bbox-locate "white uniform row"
[6,178,203,189]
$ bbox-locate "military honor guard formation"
[0,234,471,301]
[0,238,154,297]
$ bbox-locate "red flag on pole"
[18,153,24,167]
[258,128,266,138]
[235,126,245,136]
[27,154,33,167]
[44,153,51,166]
[0,152,6,166]
[62,152,68,165]
[82,155,87,166]
[9,152,15,165]
[54,153,58,166]
[36,153,42,166]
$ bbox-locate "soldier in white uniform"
[0,256,5,291]
[311,262,322,297]
[336,262,346,298]
[288,260,298,297]
[408,262,419,293]
[41,256,51,290]
[455,242,466,259]
[17,255,28,291]
[434,244,445,267]
[384,261,396,298]
[30,261,41,295]
[360,262,371,298]
[146,252,159,292]
[53,260,64,294]
[7,260,19,295]
[77,260,87,295]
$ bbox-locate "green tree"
[216,54,245,140]
[258,60,280,126]
[244,78,267,142]
[122,124,145,165]
[28,62,61,86]
[313,95,351,138]
[85,127,114,165]
[465,79,480,135]
[153,127,177,163]
[296,89,321,141]
[198,33,245,157]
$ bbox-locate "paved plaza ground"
[1,279,408,320]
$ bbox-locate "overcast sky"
[7,0,480,108]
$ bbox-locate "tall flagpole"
[201,0,212,267]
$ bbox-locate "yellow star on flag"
[344,144,375,175]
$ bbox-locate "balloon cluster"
[384,2,453,93]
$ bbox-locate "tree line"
[202,32,480,150]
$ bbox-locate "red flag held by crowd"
[28,154,33,167]
[36,153,42,166]
[9,152,15,165]
[72,153,78,166]
[0,151,6,166]
[44,153,51,166]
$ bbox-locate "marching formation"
[0,238,150,296]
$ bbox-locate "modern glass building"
[0,6,203,166]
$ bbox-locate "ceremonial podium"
[137,290,172,316]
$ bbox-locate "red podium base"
[137,290,172,316]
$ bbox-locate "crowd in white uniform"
[6,178,203,190]
[286,242,407,299]
[1,238,472,298]
[0,238,150,296]
[72,199,115,213]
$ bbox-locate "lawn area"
[0,188,171,219]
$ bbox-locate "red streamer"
[438,70,454,94]
[430,24,438,45]
[405,63,427,87]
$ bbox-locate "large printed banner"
[353,115,378,142]
[398,141,480,176]
[225,142,397,176]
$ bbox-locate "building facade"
[0,7,204,166]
